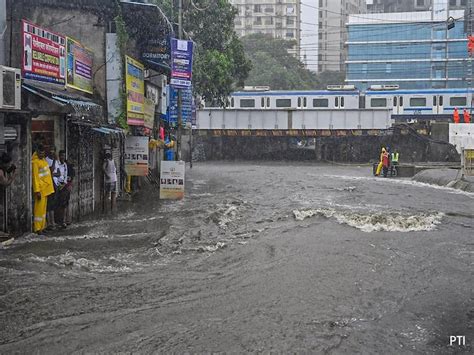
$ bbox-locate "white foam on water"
[322,174,474,198]
[26,251,135,273]
[293,207,444,233]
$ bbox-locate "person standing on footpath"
[53,150,68,229]
[45,146,58,229]
[103,153,117,213]
[32,145,55,234]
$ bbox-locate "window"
[335,97,339,107]
[297,97,301,107]
[264,6,273,13]
[400,97,403,106]
[439,96,443,106]
[231,98,234,108]
[267,98,270,107]
[276,99,292,108]
[286,31,294,38]
[254,5,261,12]
[240,99,255,108]
[410,98,427,107]
[341,97,345,108]
[449,0,457,5]
[393,97,397,106]
[287,18,294,26]
[261,98,265,108]
[370,98,387,107]
[303,97,307,108]
[450,97,467,106]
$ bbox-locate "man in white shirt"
[103,153,117,213]
[53,151,69,228]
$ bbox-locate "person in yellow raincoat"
[375,147,386,176]
[32,145,55,233]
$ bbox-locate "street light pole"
[176,0,183,161]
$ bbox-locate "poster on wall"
[22,19,66,85]
[125,56,145,125]
[160,161,185,200]
[143,97,155,129]
[66,37,94,94]
[124,136,149,176]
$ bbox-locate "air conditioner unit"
[0,66,21,110]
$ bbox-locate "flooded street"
[0,162,473,353]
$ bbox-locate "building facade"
[231,0,301,56]
[345,7,469,90]
[366,0,469,13]
[317,0,367,73]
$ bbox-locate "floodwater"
[1,162,473,353]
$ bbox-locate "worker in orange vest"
[453,107,460,123]
[463,108,471,123]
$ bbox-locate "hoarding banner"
[22,20,66,85]
[168,86,192,125]
[143,97,155,129]
[125,136,149,176]
[141,37,170,71]
[126,56,145,125]
[170,38,193,88]
[66,37,94,94]
[160,161,185,200]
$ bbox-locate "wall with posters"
[126,56,145,126]
[124,136,149,176]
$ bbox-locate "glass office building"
[345,9,470,90]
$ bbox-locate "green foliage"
[241,33,346,90]
[151,0,251,106]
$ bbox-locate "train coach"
[204,85,473,116]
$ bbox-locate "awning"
[23,80,103,120]
[92,126,124,136]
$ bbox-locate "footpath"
[412,168,474,193]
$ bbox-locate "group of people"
[453,108,471,124]
[32,145,74,235]
[375,147,399,178]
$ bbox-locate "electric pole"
[176,0,183,161]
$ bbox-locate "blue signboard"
[170,38,194,89]
[167,86,193,126]
[141,37,171,71]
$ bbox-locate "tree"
[242,33,347,90]
[150,0,251,106]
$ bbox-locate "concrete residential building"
[317,0,367,73]
[231,0,301,56]
[366,0,469,13]
[345,3,469,90]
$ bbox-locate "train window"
[370,98,387,107]
[231,98,234,108]
[439,96,443,106]
[433,96,437,106]
[240,99,255,108]
[313,98,329,107]
[400,97,403,106]
[393,97,397,106]
[341,97,344,108]
[267,98,270,107]
[276,99,292,108]
[303,97,307,108]
[261,98,265,108]
[410,98,426,107]
[450,97,467,107]
[335,97,339,107]
[297,97,301,107]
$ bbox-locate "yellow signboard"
[125,56,145,125]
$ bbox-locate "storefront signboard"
[22,20,66,85]
[124,136,149,176]
[160,160,185,200]
[125,56,145,125]
[66,37,94,94]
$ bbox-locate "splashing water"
[293,207,444,233]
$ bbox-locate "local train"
[204,85,474,115]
